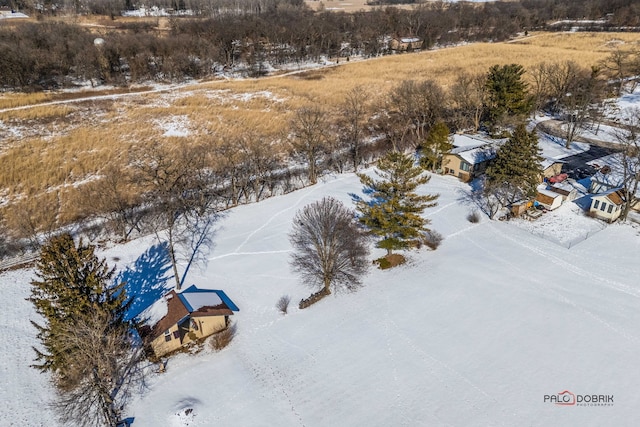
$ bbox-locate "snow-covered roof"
[399,37,421,43]
[450,143,499,165]
[451,134,494,149]
[180,291,223,312]
[137,285,239,340]
[0,11,29,18]
[449,134,506,165]
[540,157,564,170]
[588,153,640,193]
[537,188,563,199]
[178,285,240,313]
[138,293,170,326]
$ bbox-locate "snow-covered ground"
[3,170,640,426]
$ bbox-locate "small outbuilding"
[535,188,563,210]
[138,285,239,359]
[540,158,564,182]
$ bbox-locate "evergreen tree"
[485,64,532,131]
[485,124,543,204]
[29,233,129,380]
[356,151,439,255]
[420,121,452,171]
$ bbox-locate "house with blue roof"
[138,285,239,358]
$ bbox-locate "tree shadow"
[116,242,174,321]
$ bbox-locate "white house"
[589,189,624,222]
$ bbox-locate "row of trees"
[4,0,640,90]
[0,57,624,256]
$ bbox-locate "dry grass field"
[303,0,424,12]
[1,31,639,231]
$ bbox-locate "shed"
[536,188,563,210]
[511,200,533,217]
[547,184,578,202]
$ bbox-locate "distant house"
[390,37,423,51]
[535,188,563,210]
[589,189,625,222]
[442,135,502,182]
[138,285,239,359]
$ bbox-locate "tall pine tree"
[420,121,452,172]
[29,233,129,380]
[485,64,532,132]
[485,124,543,204]
[356,151,439,255]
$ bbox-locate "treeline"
[3,0,639,90]
[3,48,634,258]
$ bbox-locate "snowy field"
[2,170,640,426]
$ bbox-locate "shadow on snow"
[116,242,174,321]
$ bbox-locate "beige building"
[535,188,563,210]
[589,190,624,222]
[442,144,498,182]
[138,285,239,359]
[540,158,564,182]
[390,37,424,51]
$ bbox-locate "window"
[460,161,470,172]
[608,204,614,214]
[593,200,600,210]
[191,319,199,331]
[600,202,607,212]
[164,330,171,342]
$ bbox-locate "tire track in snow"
[488,222,640,299]
[362,285,510,427]
[234,174,349,253]
[208,249,291,261]
[464,224,640,344]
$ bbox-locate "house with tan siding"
[442,140,499,182]
[138,285,239,359]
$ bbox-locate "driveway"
[560,145,618,179]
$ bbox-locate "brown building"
[138,285,239,359]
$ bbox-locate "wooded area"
[1,0,640,90]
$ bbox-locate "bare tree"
[546,61,605,147]
[132,141,219,290]
[289,106,330,185]
[385,79,446,148]
[338,86,372,171]
[601,48,632,96]
[529,62,552,115]
[80,164,145,242]
[615,109,640,221]
[289,197,369,298]
[215,132,284,206]
[4,192,60,251]
[53,310,144,427]
[450,72,487,132]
